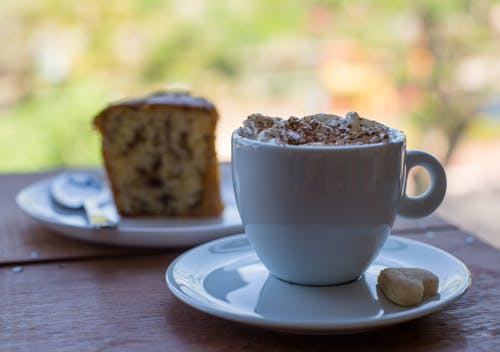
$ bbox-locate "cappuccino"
[237,112,402,146]
[232,112,446,285]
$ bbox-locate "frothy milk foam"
[236,112,403,146]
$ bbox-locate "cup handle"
[397,150,447,218]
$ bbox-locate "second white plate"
[166,234,471,334]
[16,164,243,247]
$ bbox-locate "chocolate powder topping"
[237,112,398,146]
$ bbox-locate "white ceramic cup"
[231,130,446,286]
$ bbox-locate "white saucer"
[16,164,243,247]
[166,234,471,334]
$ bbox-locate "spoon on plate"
[50,172,117,228]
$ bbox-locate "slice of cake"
[93,91,223,217]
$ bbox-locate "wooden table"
[1,170,499,351]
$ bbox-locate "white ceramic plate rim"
[166,234,472,333]
[16,165,243,247]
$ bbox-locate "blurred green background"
[1,0,500,173]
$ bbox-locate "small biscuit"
[377,268,439,306]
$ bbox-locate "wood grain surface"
[0,172,499,352]
[1,230,498,352]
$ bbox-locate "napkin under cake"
[93,92,223,217]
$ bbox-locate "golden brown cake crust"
[93,92,223,217]
[93,91,217,126]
